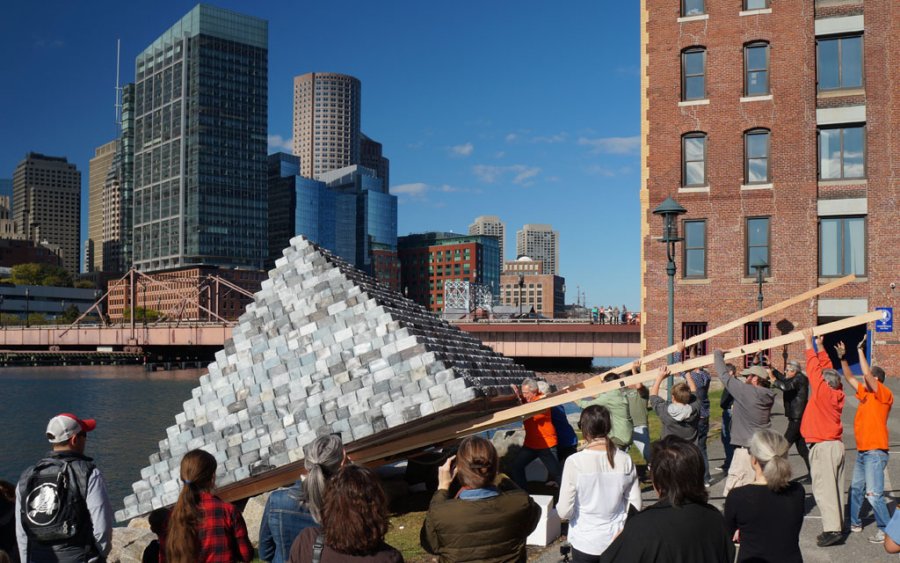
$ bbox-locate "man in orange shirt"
[510,378,560,490]
[799,328,846,547]
[837,335,894,544]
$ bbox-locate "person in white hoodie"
[558,405,641,562]
[648,366,701,442]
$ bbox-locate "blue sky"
[0,1,641,309]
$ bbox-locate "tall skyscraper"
[133,5,268,272]
[640,0,897,366]
[88,140,118,272]
[12,153,81,273]
[468,215,505,273]
[516,224,559,275]
[292,72,361,179]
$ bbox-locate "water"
[0,365,201,511]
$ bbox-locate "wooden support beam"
[585,274,856,385]
[217,310,878,503]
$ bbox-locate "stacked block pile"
[117,236,537,521]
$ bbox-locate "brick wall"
[641,0,899,371]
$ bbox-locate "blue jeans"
[849,449,891,530]
[512,446,561,489]
[632,425,651,463]
[697,416,710,482]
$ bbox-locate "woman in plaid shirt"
[161,449,253,563]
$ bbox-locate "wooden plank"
[218,309,876,503]
[584,274,856,384]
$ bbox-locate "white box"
[526,494,561,547]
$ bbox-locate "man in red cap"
[15,413,112,562]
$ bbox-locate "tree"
[74,279,97,289]
[60,304,81,324]
[122,307,160,323]
[9,263,73,287]
[9,263,42,285]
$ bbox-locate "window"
[745,217,770,276]
[744,0,769,9]
[743,322,771,367]
[744,42,769,96]
[682,322,708,355]
[817,35,863,91]
[682,0,704,16]
[744,129,770,184]
[682,133,707,186]
[682,48,706,100]
[683,220,707,278]
[819,125,865,180]
[820,217,865,276]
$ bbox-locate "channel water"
[0,365,201,510]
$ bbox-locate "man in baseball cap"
[15,413,111,562]
[45,413,97,444]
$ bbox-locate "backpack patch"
[20,460,86,544]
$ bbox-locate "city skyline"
[0,1,641,308]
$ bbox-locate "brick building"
[106,267,265,322]
[640,1,897,368]
[398,232,500,312]
[497,257,566,318]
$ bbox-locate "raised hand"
[835,342,846,359]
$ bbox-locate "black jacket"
[599,499,735,563]
[771,369,809,421]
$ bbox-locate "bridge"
[0,320,640,367]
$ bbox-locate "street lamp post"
[652,196,687,397]
[24,288,30,328]
[0,295,4,328]
[752,259,768,345]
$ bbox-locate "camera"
[559,542,571,562]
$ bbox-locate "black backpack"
[19,457,91,545]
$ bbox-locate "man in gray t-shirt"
[714,350,777,495]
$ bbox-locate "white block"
[525,495,561,547]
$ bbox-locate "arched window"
[682,47,707,101]
[682,132,707,187]
[744,42,770,96]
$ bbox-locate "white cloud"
[578,135,641,155]
[531,133,568,144]
[505,133,519,143]
[392,182,429,197]
[450,142,474,157]
[494,151,506,159]
[267,134,293,152]
[472,164,541,186]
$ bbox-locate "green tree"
[10,263,43,285]
[9,263,73,287]
[74,279,97,289]
[60,304,81,324]
[26,313,48,326]
[122,307,160,323]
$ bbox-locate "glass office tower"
[133,5,268,271]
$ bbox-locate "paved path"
[534,374,900,562]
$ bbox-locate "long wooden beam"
[218,310,878,502]
[584,274,856,385]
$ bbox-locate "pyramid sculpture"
[116,236,538,521]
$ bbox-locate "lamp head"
[652,196,687,243]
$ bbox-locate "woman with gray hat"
[768,359,811,482]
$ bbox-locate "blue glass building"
[267,156,397,276]
[133,5,268,272]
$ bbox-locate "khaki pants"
[809,440,846,533]
[723,447,755,496]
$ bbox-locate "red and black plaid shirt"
[159,492,253,562]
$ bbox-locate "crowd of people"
[591,305,639,325]
[1,326,894,562]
